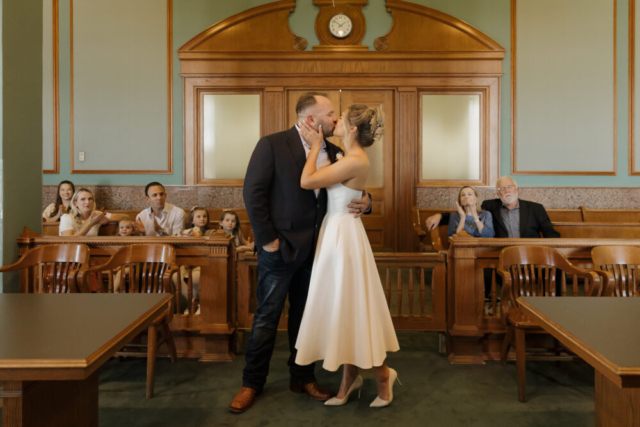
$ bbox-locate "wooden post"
[447,234,485,364]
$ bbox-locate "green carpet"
[1,331,595,427]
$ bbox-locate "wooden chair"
[497,245,602,402]
[591,245,640,297]
[77,244,178,398]
[0,244,90,293]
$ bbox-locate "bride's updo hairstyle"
[345,104,384,148]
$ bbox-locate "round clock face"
[329,14,353,39]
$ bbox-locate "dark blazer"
[442,198,560,238]
[243,126,343,264]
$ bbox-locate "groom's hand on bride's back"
[348,191,372,218]
[262,238,280,252]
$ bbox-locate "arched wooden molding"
[178,0,305,53]
[375,0,504,54]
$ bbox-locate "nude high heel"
[370,368,401,408]
[324,375,363,406]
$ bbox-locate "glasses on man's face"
[497,185,516,193]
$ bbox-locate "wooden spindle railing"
[236,252,447,332]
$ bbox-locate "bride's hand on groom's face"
[299,120,324,147]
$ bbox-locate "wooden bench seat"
[42,208,254,240]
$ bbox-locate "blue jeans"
[242,249,316,390]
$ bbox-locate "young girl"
[176,207,216,314]
[42,180,75,223]
[219,210,254,251]
[180,207,215,237]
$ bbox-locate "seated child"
[176,207,216,314]
[113,219,138,292]
[118,218,136,237]
[219,210,254,252]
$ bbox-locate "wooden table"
[518,297,640,427]
[0,293,172,427]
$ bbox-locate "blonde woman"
[447,186,495,237]
[59,188,128,236]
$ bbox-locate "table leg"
[1,371,99,427]
[595,370,640,427]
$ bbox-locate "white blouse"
[59,212,111,236]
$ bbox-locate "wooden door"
[286,89,395,251]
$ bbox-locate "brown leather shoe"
[290,381,335,402]
[229,387,259,414]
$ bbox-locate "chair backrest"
[498,245,600,298]
[591,245,640,297]
[0,244,90,293]
[94,244,176,294]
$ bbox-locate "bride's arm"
[300,125,365,190]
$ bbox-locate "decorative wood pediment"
[179,0,504,60]
[374,0,504,53]
[178,0,306,54]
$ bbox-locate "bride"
[295,104,400,407]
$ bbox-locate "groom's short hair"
[296,92,329,116]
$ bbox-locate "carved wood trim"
[45,0,60,174]
[376,0,505,52]
[397,89,417,251]
[511,0,617,176]
[70,0,173,175]
[178,0,303,53]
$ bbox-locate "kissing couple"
[230,92,400,413]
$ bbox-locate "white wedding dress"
[295,183,399,371]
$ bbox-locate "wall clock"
[313,0,367,51]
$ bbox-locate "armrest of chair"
[430,227,445,252]
[593,268,616,296]
[75,253,126,293]
[0,250,40,273]
[496,266,515,325]
[559,262,603,296]
[411,207,426,247]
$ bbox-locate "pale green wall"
[516,0,615,173]
[42,0,640,187]
[2,0,43,292]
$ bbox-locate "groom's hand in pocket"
[262,238,280,252]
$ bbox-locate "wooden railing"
[446,235,640,364]
[236,251,448,332]
[17,228,237,361]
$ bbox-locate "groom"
[230,93,372,413]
